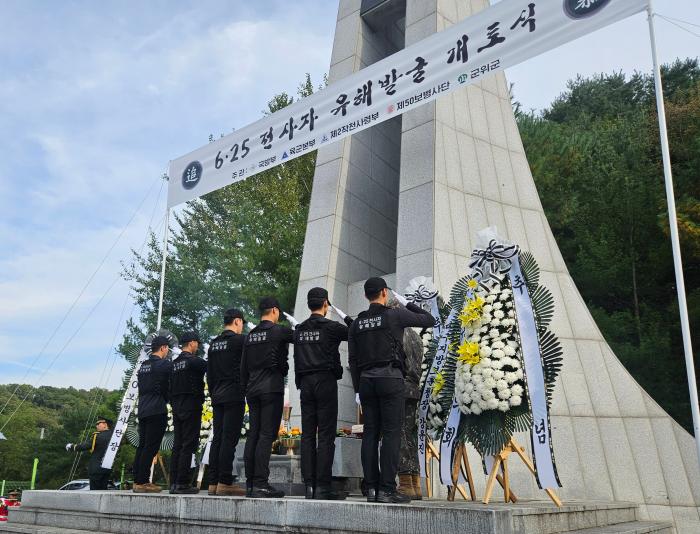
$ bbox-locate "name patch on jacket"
[357,316,383,330]
[173,360,187,372]
[295,330,321,344]
[246,331,268,344]
[211,340,228,351]
[138,364,152,374]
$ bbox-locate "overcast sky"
[1,0,697,393]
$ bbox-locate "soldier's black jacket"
[348,302,434,392]
[170,351,207,414]
[240,320,293,398]
[74,429,113,475]
[293,314,353,387]
[137,355,172,419]
[207,330,245,405]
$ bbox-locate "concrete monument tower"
[291,1,700,531]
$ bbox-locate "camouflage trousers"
[398,399,420,475]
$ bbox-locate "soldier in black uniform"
[207,308,247,496]
[348,277,434,504]
[65,416,114,490]
[294,287,353,501]
[132,335,172,493]
[240,296,293,498]
[169,331,207,494]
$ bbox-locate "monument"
[290,0,700,532]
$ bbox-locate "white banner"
[168,0,646,207]
[509,255,560,489]
[101,348,149,469]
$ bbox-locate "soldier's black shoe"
[245,481,253,498]
[366,487,378,502]
[305,485,315,499]
[314,486,347,500]
[172,485,199,494]
[249,484,285,498]
[376,490,411,504]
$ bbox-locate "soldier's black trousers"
[299,371,338,487]
[171,408,202,486]
[244,393,283,487]
[209,401,246,486]
[89,472,110,490]
[133,413,167,484]
[359,377,405,493]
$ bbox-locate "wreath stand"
[482,437,560,506]
[424,440,515,502]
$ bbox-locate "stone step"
[4,491,662,534]
[568,521,674,534]
[0,523,108,534]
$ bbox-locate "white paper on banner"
[201,429,214,466]
[509,256,560,489]
[439,396,462,485]
[417,307,456,477]
[101,348,149,469]
[168,0,646,208]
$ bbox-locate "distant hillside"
[0,384,134,489]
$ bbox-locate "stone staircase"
[0,491,674,534]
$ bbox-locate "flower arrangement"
[199,383,213,450]
[454,279,526,416]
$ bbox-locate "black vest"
[353,308,404,371]
[294,322,330,374]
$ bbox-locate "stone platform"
[1,491,673,534]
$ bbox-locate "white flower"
[507,307,515,315]
[493,302,503,310]
[482,368,494,378]
[492,349,505,359]
[515,369,524,380]
[504,345,516,356]
[486,295,497,303]
[499,290,511,300]
[494,310,505,319]
[470,334,480,343]
[477,399,489,409]
[480,326,489,333]
[511,384,524,396]
[471,404,483,415]
[496,379,509,391]
[470,391,482,402]
[493,341,505,350]
[480,358,493,369]
[480,346,492,358]
[505,372,518,384]
[510,395,522,407]
[487,328,498,338]
[492,370,504,380]
[464,383,474,394]
[486,398,499,410]
[490,319,500,327]
[435,403,443,413]
[484,377,497,389]
[497,388,511,400]
[498,400,510,412]
[491,358,504,370]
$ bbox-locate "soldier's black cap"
[151,335,170,352]
[259,296,282,314]
[180,331,201,345]
[96,416,113,427]
[364,277,388,297]
[224,308,245,323]
[307,287,330,309]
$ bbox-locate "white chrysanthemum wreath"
[454,279,525,415]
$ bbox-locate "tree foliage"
[0,384,130,489]
[517,58,700,431]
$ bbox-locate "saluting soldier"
[65,416,114,490]
[293,287,353,501]
[348,277,433,504]
[240,297,293,498]
[169,331,207,494]
[132,335,172,493]
[206,308,247,496]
